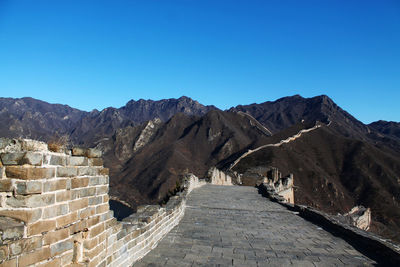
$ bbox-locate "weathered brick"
[102,195,109,203]
[43,204,69,219]
[96,185,108,195]
[71,147,86,157]
[68,156,88,167]
[71,189,79,200]
[18,246,51,266]
[9,236,42,255]
[79,187,96,198]
[6,194,55,208]
[0,209,42,223]
[46,154,67,166]
[88,196,102,206]
[5,166,55,179]
[85,242,105,259]
[0,179,13,192]
[0,217,24,241]
[0,151,42,166]
[0,167,4,178]
[69,198,89,212]
[105,218,117,229]
[28,220,56,235]
[22,152,43,166]
[99,211,113,222]
[100,176,109,185]
[43,228,69,245]
[16,181,42,195]
[68,220,87,234]
[0,152,25,165]
[88,223,104,238]
[56,190,71,202]
[86,216,100,228]
[97,231,107,244]
[50,239,73,256]
[71,177,89,189]
[71,148,101,158]
[77,167,98,176]
[96,203,109,214]
[43,179,67,192]
[56,212,78,228]
[57,167,77,177]
[88,158,103,167]
[79,207,95,219]
[88,176,100,186]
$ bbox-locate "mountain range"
[0,95,399,243]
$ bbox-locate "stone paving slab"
[134,185,376,266]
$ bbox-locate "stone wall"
[207,167,233,185]
[336,206,372,231]
[0,139,206,267]
[258,182,400,266]
[263,169,294,204]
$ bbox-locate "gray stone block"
[68,156,88,166]
[50,239,73,256]
[57,166,78,177]
[0,152,25,165]
[16,181,42,195]
[22,152,43,166]
[6,193,55,208]
[47,154,67,166]
[0,216,24,242]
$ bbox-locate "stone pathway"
[134,185,376,266]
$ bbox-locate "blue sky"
[0,0,399,123]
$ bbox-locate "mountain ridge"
[1,94,399,243]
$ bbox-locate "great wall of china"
[0,138,210,266]
[1,132,399,266]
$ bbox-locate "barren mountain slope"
[0,97,86,141]
[0,96,216,146]
[108,110,271,207]
[369,120,400,140]
[231,125,400,242]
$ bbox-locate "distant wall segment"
[0,138,206,267]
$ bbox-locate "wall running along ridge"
[229,123,322,170]
[0,138,206,267]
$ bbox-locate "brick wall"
[0,139,205,267]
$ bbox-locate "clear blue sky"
[0,0,399,123]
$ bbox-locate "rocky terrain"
[0,95,399,243]
[0,96,215,145]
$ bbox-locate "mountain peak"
[118,96,216,124]
[177,96,193,101]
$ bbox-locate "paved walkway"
[135,185,375,266]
